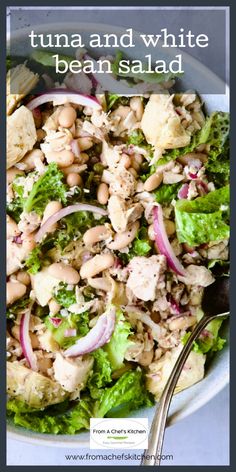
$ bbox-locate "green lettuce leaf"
[206,138,230,187]
[31,50,73,67]
[24,163,67,215]
[132,226,152,257]
[175,186,230,246]
[106,93,130,111]
[154,183,181,204]
[87,349,113,399]
[156,111,230,167]
[182,317,226,354]
[207,259,230,270]
[198,317,227,353]
[7,371,153,433]
[25,247,42,274]
[104,311,134,371]
[45,311,89,348]
[94,370,154,418]
[58,210,97,250]
[7,174,26,222]
[127,129,146,146]
[6,295,31,320]
[119,225,152,264]
[25,210,102,274]
[7,398,92,435]
[53,283,77,308]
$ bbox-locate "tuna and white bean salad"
[6,51,229,434]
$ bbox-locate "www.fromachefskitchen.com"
[65,452,174,462]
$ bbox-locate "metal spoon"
[141,277,229,466]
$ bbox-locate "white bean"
[62,164,87,176]
[77,137,93,151]
[66,173,83,187]
[30,333,40,349]
[21,234,36,253]
[7,215,20,238]
[7,281,27,306]
[87,277,111,292]
[134,153,143,165]
[177,152,208,165]
[80,253,114,279]
[106,222,139,250]
[36,129,46,142]
[20,149,44,171]
[129,167,138,178]
[80,152,89,163]
[16,271,31,286]
[83,225,110,246]
[7,167,24,184]
[120,154,131,169]
[48,263,80,284]
[11,325,20,341]
[148,224,156,241]
[144,172,163,192]
[37,357,53,374]
[138,349,154,366]
[112,105,130,120]
[97,183,109,205]
[49,299,61,315]
[42,201,62,233]
[46,150,74,168]
[12,324,39,347]
[130,97,144,121]
[58,106,77,128]
[165,219,176,237]
[130,157,140,171]
[168,315,197,331]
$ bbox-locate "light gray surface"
[7,386,229,466]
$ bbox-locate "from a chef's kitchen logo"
[90,418,148,449]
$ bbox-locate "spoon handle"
[141,312,228,466]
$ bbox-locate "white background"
[7,385,229,466]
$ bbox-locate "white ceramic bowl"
[7,23,229,447]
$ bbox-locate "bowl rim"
[7,21,229,448]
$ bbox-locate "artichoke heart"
[7,362,68,409]
[7,64,39,115]
[7,105,37,169]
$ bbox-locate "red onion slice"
[98,307,116,346]
[64,313,107,357]
[49,317,62,328]
[27,89,101,111]
[35,204,107,242]
[19,308,38,371]
[70,139,80,158]
[63,306,116,357]
[188,172,198,180]
[64,328,77,337]
[32,107,42,120]
[178,183,189,199]
[168,295,181,315]
[197,180,209,196]
[13,235,23,244]
[153,205,186,276]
